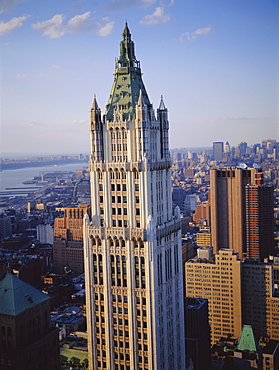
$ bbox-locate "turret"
[157,95,169,158]
[91,94,102,126]
[90,94,104,162]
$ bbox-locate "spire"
[91,94,100,110]
[105,24,151,121]
[122,21,131,41]
[159,95,166,110]
[118,22,138,68]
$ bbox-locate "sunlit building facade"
[83,24,186,370]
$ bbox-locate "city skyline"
[1,0,278,154]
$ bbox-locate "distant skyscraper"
[238,141,247,156]
[224,141,230,153]
[53,204,90,274]
[83,24,186,369]
[213,141,223,161]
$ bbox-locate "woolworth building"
[84,24,186,370]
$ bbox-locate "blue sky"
[1,0,278,154]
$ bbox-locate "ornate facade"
[84,24,186,369]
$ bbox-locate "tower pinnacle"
[159,95,166,110]
[105,23,151,121]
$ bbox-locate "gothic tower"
[84,24,186,370]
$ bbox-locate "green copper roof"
[0,274,49,316]
[105,23,151,121]
[237,325,258,353]
[60,343,88,365]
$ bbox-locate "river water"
[0,162,88,193]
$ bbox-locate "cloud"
[0,0,25,13]
[71,119,88,125]
[140,7,171,25]
[51,64,60,69]
[67,11,92,33]
[98,18,114,36]
[180,26,211,41]
[105,0,155,11]
[32,14,66,38]
[16,73,26,79]
[0,15,28,35]
[32,12,114,38]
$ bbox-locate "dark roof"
[0,273,49,316]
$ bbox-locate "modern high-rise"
[210,167,274,260]
[210,167,258,259]
[83,24,186,370]
[245,183,274,261]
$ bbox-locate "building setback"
[83,24,186,369]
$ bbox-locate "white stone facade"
[84,24,186,370]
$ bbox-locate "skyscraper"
[245,182,274,261]
[83,24,186,369]
[210,167,258,259]
[210,167,274,260]
[213,141,224,161]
